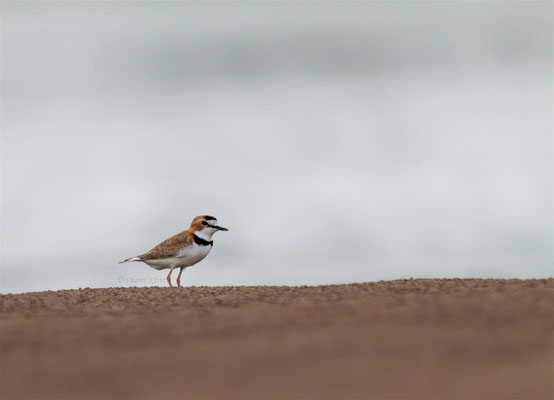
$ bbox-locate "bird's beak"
[215,226,229,231]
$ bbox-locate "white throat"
[194,229,215,241]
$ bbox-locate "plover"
[119,215,228,287]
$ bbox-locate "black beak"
[215,226,229,231]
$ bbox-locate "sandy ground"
[0,279,552,400]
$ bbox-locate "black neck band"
[193,234,213,246]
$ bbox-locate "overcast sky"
[1,1,552,293]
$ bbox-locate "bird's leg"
[166,269,174,288]
[176,267,184,288]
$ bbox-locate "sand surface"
[1,279,552,399]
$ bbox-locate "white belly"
[144,244,212,270]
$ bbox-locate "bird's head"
[190,215,229,239]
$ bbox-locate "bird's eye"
[201,221,208,226]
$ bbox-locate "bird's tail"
[118,256,142,264]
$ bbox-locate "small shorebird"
[119,215,228,287]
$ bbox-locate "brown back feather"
[139,230,194,260]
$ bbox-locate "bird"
[119,215,228,287]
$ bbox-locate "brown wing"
[139,230,193,260]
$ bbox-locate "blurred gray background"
[1,1,552,293]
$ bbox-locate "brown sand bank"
[1,279,552,399]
